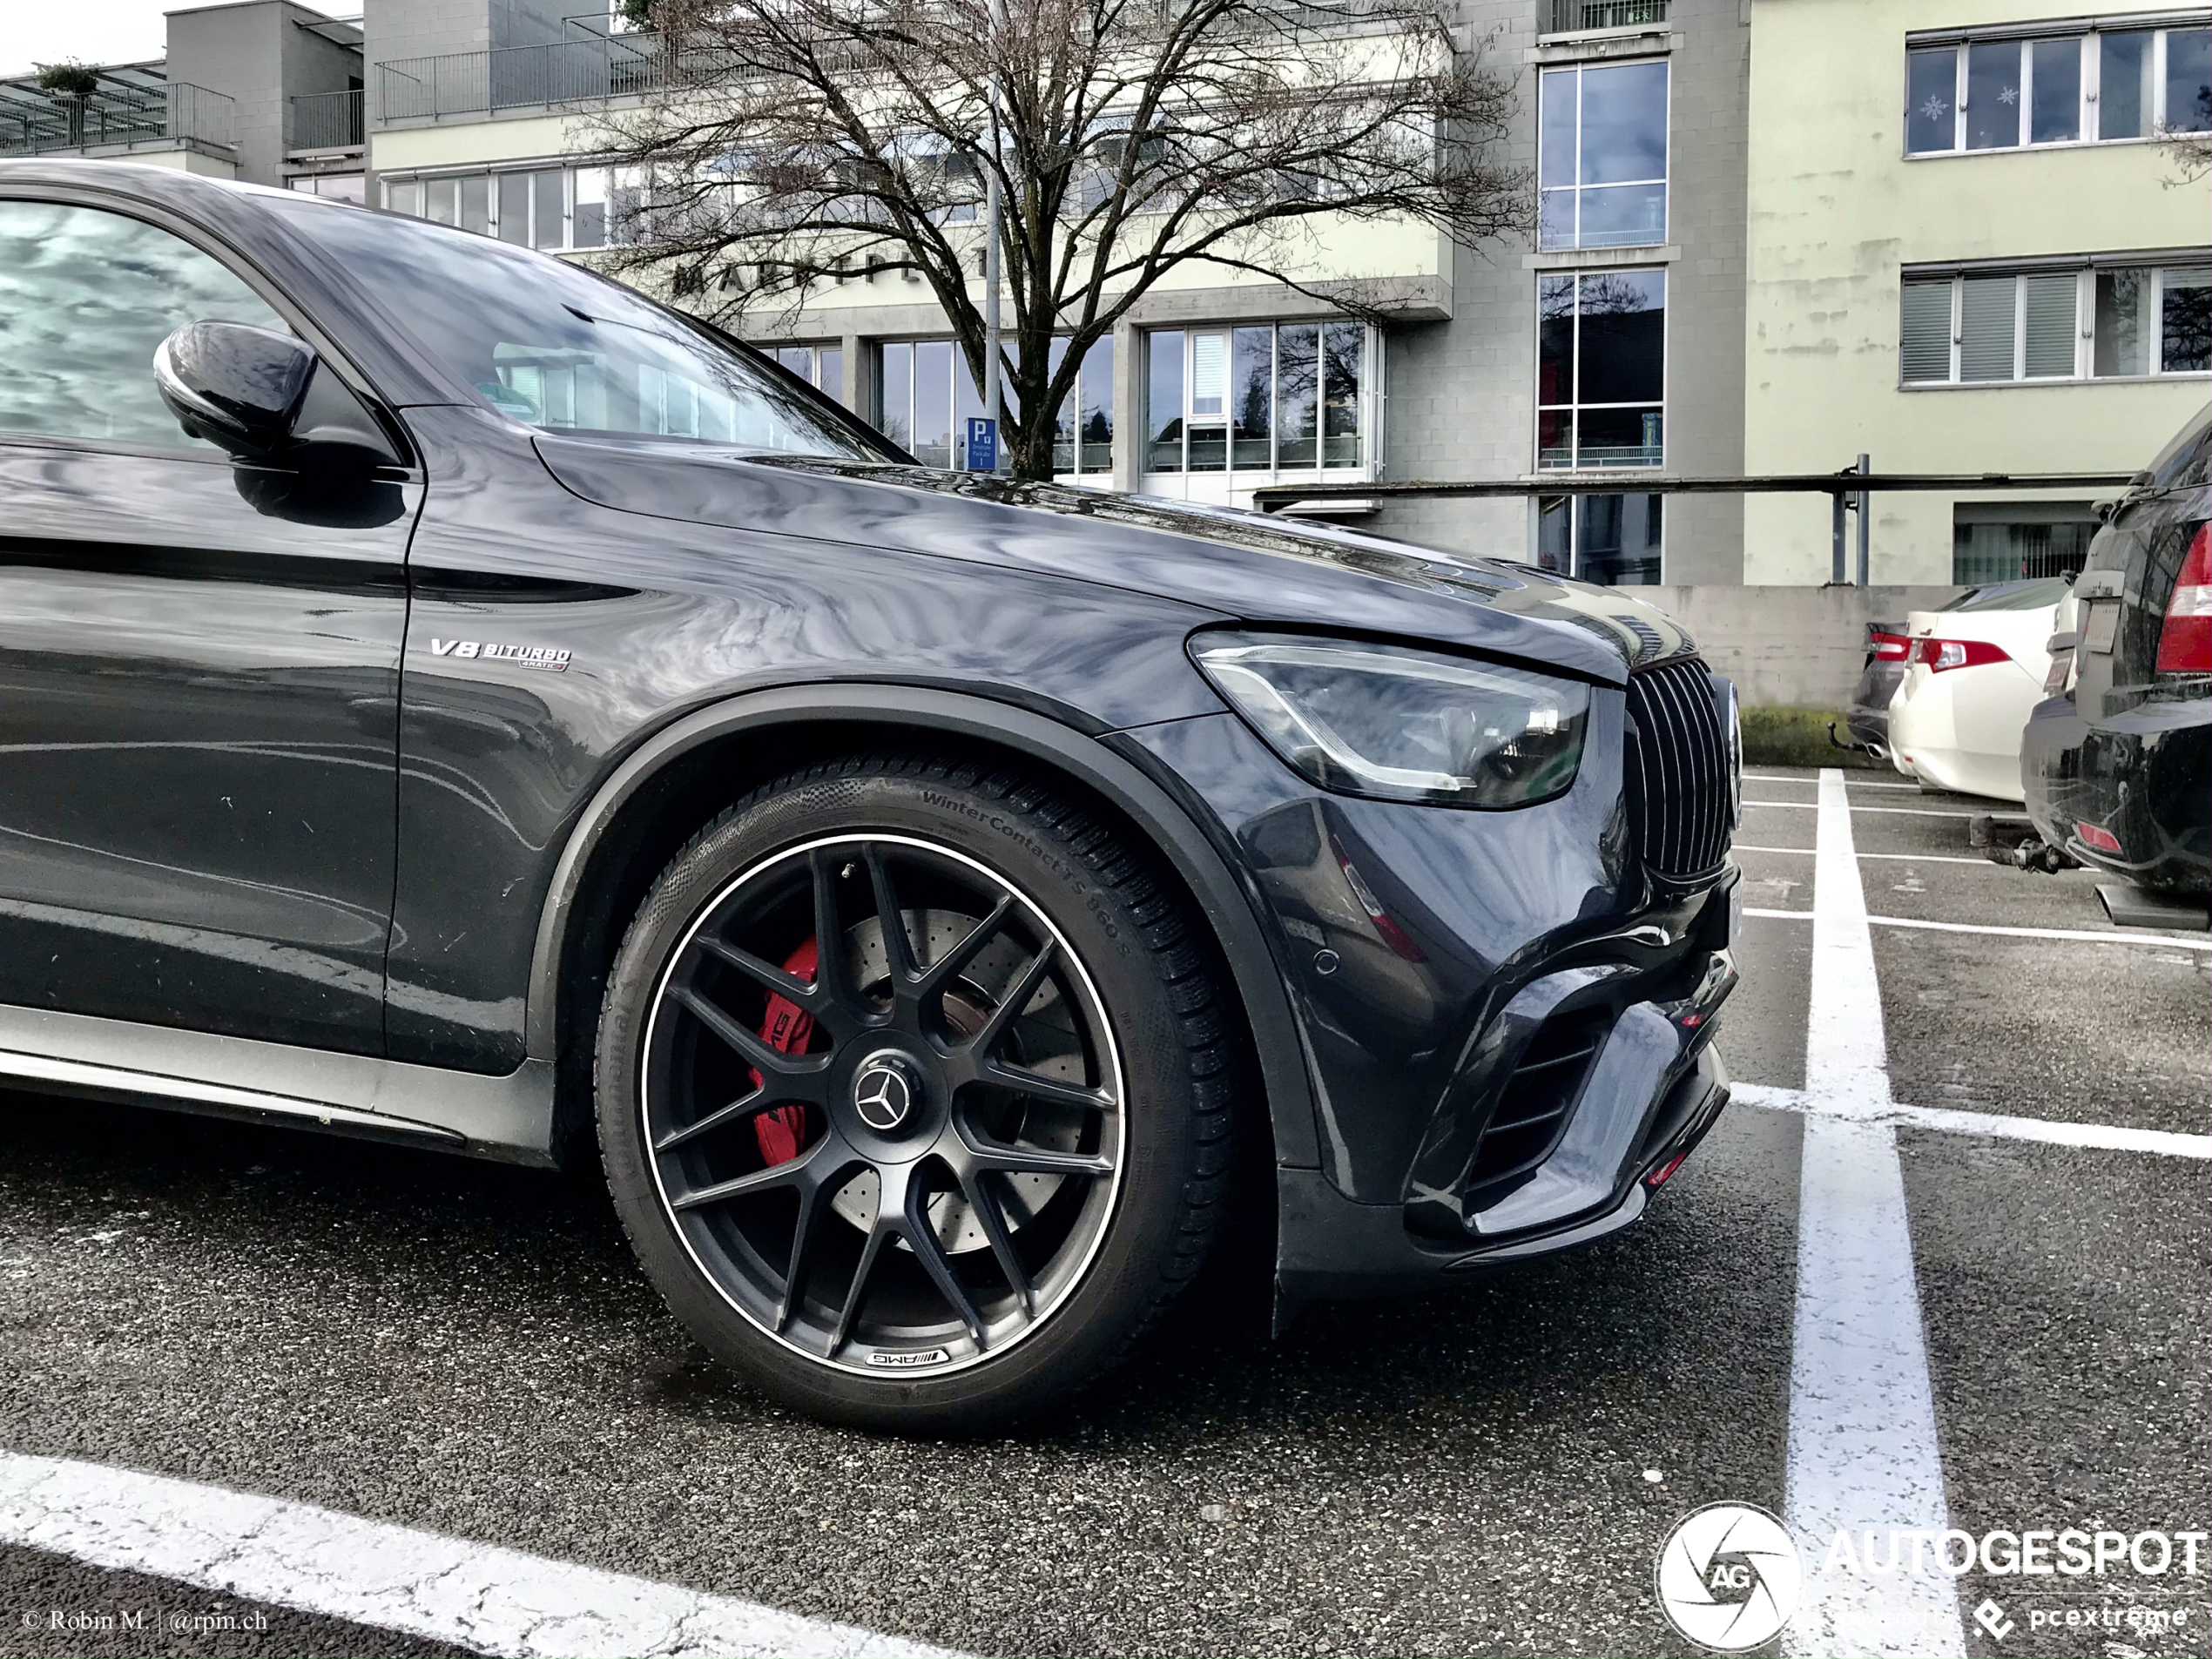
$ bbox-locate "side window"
[0,200,287,454]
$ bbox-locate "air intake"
[1462,1007,1611,1204]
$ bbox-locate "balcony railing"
[289,87,364,151]
[0,80,233,157]
[1540,0,1667,34]
[379,33,673,120]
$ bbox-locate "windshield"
[1942,577,2074,612]
[273,199,890,458]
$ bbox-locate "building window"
[1953,504,2101,583]
[1539,59,1668,251]
[1537,269,1665,469]
[772,345,846,408]
[873,338,1107,472]
[1900,262,2212,384]
[1049,335,1116,475]
[289,173,365,204]
[1143,322,1367,475]
[1537,493,1663,585]
[383,165,620,252]
[1905,24,2211,155]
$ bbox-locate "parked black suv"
[2022,408,2211,924]
[0,162,1740,1430]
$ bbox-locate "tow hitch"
[1968,813,2079,874]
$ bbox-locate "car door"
[0,194,416,1056]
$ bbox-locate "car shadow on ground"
[0,1088,1792,1460]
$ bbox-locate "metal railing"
[1540,0,1667,35]
[1251,467,2139,589]
[0,81,233,157]
[288,87,364,151]
[380,32,670,120]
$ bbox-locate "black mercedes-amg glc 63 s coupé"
[0,162,1742,1431]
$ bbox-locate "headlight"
[1191,631,1590,807]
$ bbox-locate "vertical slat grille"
[1626,657,1731,880]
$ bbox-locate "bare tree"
[2155,124,2212,185]
[591,0,1526,478]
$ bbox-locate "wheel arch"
[526,683,1320,1175]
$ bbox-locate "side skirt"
[0,1003,558,1166]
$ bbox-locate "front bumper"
[1273,1042,1731,1302]
[1113,702,1739,1305]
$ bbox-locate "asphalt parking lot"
[0,765,2204,1659]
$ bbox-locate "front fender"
[524,681,1324,1179]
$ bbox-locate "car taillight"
[1871,631,1910,660]
[1910,637,2009,672]
[2155,523,2212,675]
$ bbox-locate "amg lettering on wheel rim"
[638,834,1125,1377]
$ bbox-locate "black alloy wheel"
[595,755,1239,1432]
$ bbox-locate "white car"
[1888,577,2072,802]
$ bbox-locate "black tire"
[594,752,1239,1433]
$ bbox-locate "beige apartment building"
[1743,0,2210,586]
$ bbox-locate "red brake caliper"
[749,937,818,1166]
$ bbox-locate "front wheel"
[594,754,1239,1433]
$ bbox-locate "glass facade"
[1538,269,1665,469]
[1048,335,1116,475]
[1539,60,1669,252]
[383,165,622,252]
[1537,494,1663,586]
[772,345,846,408]
[873,336,1112,474]
[1143,322,1366,475]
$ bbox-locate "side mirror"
[153,320,316,459]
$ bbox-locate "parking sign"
[964,416,997,472]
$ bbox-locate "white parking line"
[1743,774,1928,792]
[1784,769,1966,1659]
[1858,913,2212,949]
[1746,801,1977,819]
[1736,845,1993,867]
[0,1452,967,1659]
[1734,1082,2211,1160]
[1743,907,2212,950]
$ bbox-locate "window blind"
[1900,280,1953,382]
[1959,275,2018,381]
[2022,274,2078,377]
